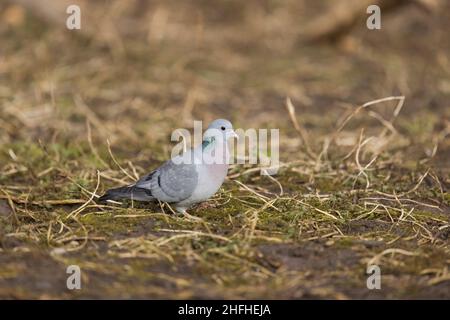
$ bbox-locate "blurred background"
[0,0,449,299]
[1,0,449,156]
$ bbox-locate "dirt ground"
[0,0,449,299]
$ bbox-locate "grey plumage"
[98,160,198,203]
[98,185,152,202]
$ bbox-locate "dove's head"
[204,119,238,141]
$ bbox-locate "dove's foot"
[175,207,203,222]
[195,202,217,210]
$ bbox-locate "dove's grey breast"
[135,160,198,203]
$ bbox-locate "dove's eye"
[220,126,226,131]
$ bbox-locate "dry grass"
[0,0,449,299]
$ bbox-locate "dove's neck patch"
[202,137,215,150]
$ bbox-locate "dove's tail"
[98,185,153,202]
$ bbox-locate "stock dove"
[99,119,237,215]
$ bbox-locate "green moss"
[80,211,147,234]
[399,113,438,138]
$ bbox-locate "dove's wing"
[135,159,198,203]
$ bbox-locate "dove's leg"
[175,206,203,221]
